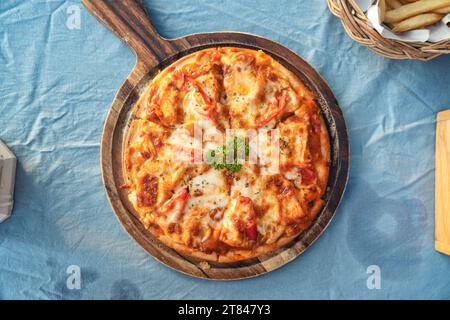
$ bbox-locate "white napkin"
[356,0,450,42]
[0,140,16,223]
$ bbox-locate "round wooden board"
[83,0,349,280]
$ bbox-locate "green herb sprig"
[206,137,250,173]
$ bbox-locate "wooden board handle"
[435,109,450,255]
[81,0,177,67]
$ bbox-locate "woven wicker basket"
[327,0,450,60]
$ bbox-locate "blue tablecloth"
[1,0,450,300]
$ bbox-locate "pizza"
[123,47,330,262]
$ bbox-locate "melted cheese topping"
[124,47,330,261]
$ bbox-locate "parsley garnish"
[206,137,250,173]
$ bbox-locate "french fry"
[434,5,450,14]
[400,1,450,15]
[392,13,443,32]
[385,0,450,23]
[379,0,387,23]
[386,0,403,9]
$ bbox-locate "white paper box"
[0,140,16,223]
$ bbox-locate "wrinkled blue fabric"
[0,0,450,300]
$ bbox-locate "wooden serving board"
[435,110,450,255]
[0,139,16,223]
[82,0,349,280]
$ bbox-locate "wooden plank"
[437,109,450,122]
[436,110,450,255]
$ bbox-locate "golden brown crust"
[123,47,330,263]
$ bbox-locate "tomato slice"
[245,222,257,242]
[186,76,217,120]
[300,167,317,185]
[256,91,287,127]
[283,164,317,186]
[159,188,189,216]
[238,196,258,241]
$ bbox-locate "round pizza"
[123,47,330,262]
